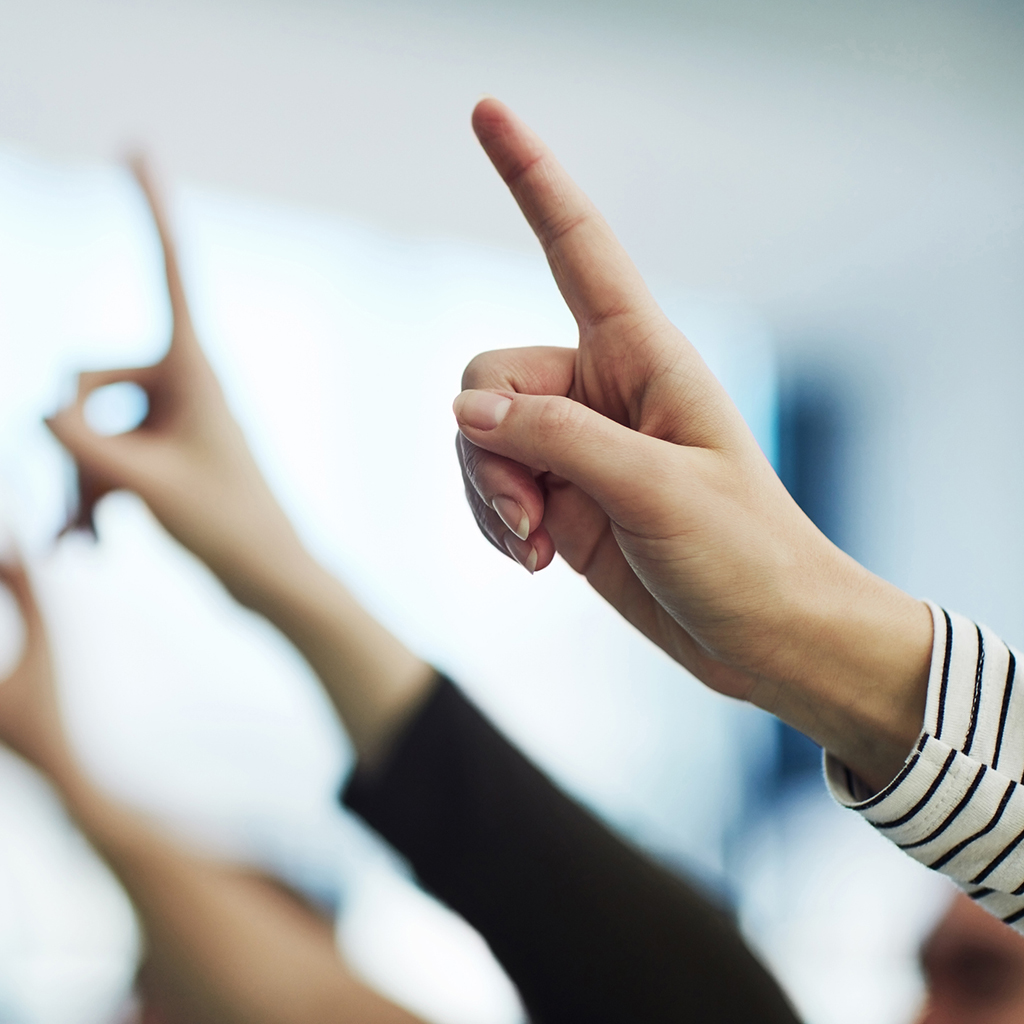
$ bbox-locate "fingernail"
[453,390,512,431]
[492,496,530,541]
[503,532,538,574]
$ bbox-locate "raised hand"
[46,159,302,599]
[47,160,434,763]
[0,558,425,1024]
[456,99,932,789]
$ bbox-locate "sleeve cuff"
[826,601,1024,931]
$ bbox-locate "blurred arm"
[228,541,436,768]
[68,779,423,1024]
[45,159,435,766]
[0,561,423,1024]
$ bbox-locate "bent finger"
[44,410,112,537]
[461,345,576,397]
[47,374,153,537]
[456,434,555,572]
[47,368,152,460]
[75,365,157,403]
[541,476,611,574]
[454,388,684,531]
[458,434,545,541]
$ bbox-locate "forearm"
[54,771,420,1024]
[209,531,435,766]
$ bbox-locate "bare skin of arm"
[46,159,435,768]
[0,561,424,1024]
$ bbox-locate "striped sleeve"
[825,601,1024,932]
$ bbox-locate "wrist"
[759,550,933,792]
[168,492,313,612]
[213,529,323,618]
[224,542,436,766]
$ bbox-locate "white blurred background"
[1,1,1022,1021]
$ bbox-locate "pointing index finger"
[128,155,197,341]
[472,98,657,336]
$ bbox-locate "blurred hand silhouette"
[47,160,433,761]
[46,159,302,598]
[456,98,931,787]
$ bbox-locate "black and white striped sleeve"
[826,601,1024,932]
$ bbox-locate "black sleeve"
[343,675,799,1024]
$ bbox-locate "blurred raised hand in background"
[46,160,434,763]
[0,555,424,1024]
[46,158,307,606]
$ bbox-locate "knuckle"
[538,209,589,249]
[462,351,498,390]
[535,395,582,442]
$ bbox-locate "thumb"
[453,388,687,530]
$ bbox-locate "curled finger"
[456,433,555,573]
[45,365,155,538]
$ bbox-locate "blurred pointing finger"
[128,156,196,339]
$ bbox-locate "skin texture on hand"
[456,98,933,792]
[45,160,434,765]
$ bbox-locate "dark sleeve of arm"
[342,676,799,1024]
